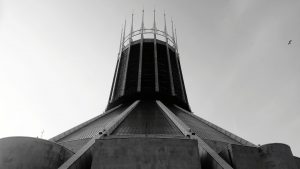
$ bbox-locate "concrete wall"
[294,157,300,169]
[90,137,201,169]
[225,143,298,169]
[228,144,263,169]
[260,143,298,169]
[0,137,74,169]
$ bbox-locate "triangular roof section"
[51,101,256,151]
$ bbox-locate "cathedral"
[0,11,299,169]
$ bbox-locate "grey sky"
[0,0,300,156]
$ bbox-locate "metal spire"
[171,19,178,52]
[121,14,134,96]
[173,25,187,103]
[140,9,144,40]
[163,12,169,45]
[141,9,144,30]
[153,9,159,92]
[165,16,176,96]
[175,27,179,53]
[153,10,158,40]
[164,12,167,34]
[118,26,123,58]
[171,18,175,43]
[122,20,126,47]
[130,13,134,42]
[153,9,157,29]
[109,26,123,102]
[137,10,144,92]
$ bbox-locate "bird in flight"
[288,40,292,45]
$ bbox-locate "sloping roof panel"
[112,101,183,136]
[168,104,244,145]
[52,104,128,143]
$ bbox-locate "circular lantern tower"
[107,11,190,111]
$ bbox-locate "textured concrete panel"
[0,137,74,169]
[229,144,263,169]
[91,137,201,169]
[294,157,300,169]
[260,143,298,169]
[228,143,298,169]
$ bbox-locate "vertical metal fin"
[130,13,134,41]
[118,26,124,58]
[171,18,176,48]
[121,14,133,96]
[153,9,159,92]
[174,27,179,54]
[164,12,167,33]
[174,26,187,103]
[165,16,175,96]
[153,9,157,28]
[109,27,124,102]
[141,9,144,30]
[137,10,144,92]
[122,20,126,48]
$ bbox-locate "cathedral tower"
[1,11,299,169]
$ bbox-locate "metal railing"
[117,10,180,57]
[122,28,176,48]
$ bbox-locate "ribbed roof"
[112,101,183,136]
[50,104,128,143]
[169,104,256,147]
[51,100,255,153]
[169,105,240,144]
